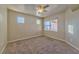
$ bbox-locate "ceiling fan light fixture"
[37,9,44,13]
[36,6,44,13]
[36,4,49,16]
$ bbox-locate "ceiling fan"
[36,4,49,13]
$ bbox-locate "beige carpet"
[4,36,79,54]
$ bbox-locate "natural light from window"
[51,19,58,32]
[17,16,24,24]
[36,19,41,25]
[44,19,58,32]
[44,21,51,31]
[36,19,41,31]
[68,25,74,34]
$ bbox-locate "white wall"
[0,6,7,53]
[44,8,79,50]
[65,8,79,50]
[44,12,65,41]
[8,10,42,42]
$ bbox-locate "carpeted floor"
[4,36,79,54]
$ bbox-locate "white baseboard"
[45,34,65,42]
[45,34,79,51]
[5,34,79,53]
[65,40,79,51]
[0,42,7,54]
[8,35,42,43]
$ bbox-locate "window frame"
[17,16,25,24]
[44,19,58,32]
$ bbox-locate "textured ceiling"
[7,4,79,17]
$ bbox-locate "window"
[36,19,41,31]
[68,25,74,34]
[51,19,58,32]
[36,19,41,25]
[44,19,58,32]
[17,16,24,24]
[44,21,51,31]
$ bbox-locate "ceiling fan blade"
[44,5,49,8]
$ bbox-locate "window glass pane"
[44,21,51,26]
[44,25,50,31]
[17,16,24,24]
[51,19,58,32]
[36,19,42,31]
[36,19,41,25]
[44,21,51,31]
[68,25,74,34]
[51,22,54,30]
